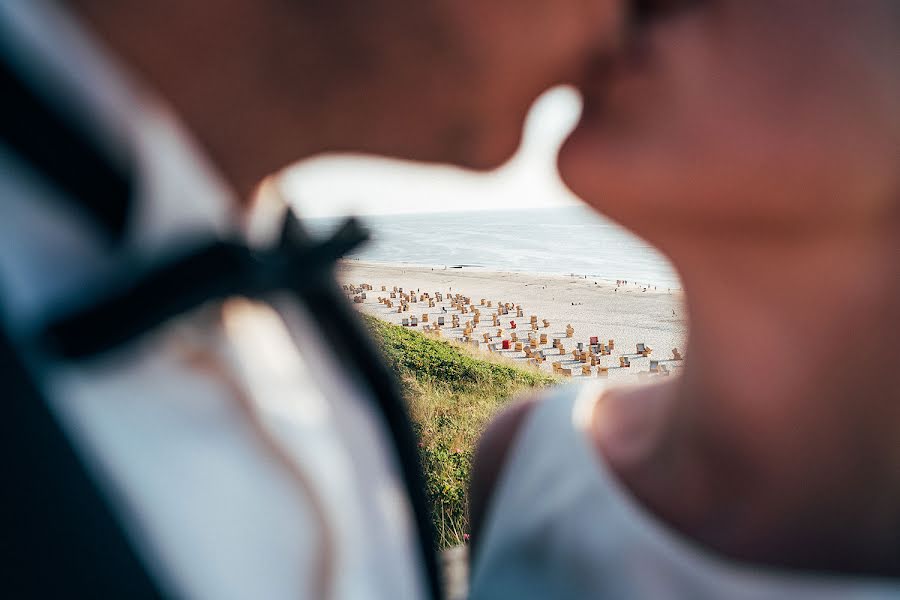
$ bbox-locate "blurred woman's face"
[560,0,900,242]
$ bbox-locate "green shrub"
[365,316,557,547]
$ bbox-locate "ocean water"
[309,206,681,289]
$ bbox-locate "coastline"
[340,257,682,291]
[339,260,688,381]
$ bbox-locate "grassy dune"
[365,316,557,548]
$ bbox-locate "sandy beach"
[339,260,688,382]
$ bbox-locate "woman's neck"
[608,223,900,575]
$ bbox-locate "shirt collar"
[0,0,240,335]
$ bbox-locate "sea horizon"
[309,205,682,290]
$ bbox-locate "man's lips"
[574,0,702,111]
[632,0,704,26]
[574,30,656,111]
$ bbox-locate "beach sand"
[339,261,688,382]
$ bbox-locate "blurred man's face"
[291,0,623,169]
[75,0,625,192]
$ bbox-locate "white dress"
[470,383,900,599]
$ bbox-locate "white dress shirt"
[0,2,426,598]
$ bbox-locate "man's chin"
[454,152,511,173]
[430,119,524,172]
[395,140,519,173]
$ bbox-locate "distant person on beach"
[0,1,622,598]
[471,1,899,598]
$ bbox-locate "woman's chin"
[558,121,594,189]
[558,122,628,216]
[559,123,690,240]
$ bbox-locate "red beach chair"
[502,340,511,350]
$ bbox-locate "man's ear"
[468,397,539,557]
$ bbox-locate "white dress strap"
[470,383,900,599]
[471,382,615,598]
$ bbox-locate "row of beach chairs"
[350,282,686,376]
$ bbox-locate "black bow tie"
[34,211,445,599]
[41,214,368,359]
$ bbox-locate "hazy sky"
[280,86,584,218]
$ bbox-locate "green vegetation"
[365,316,557,548]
